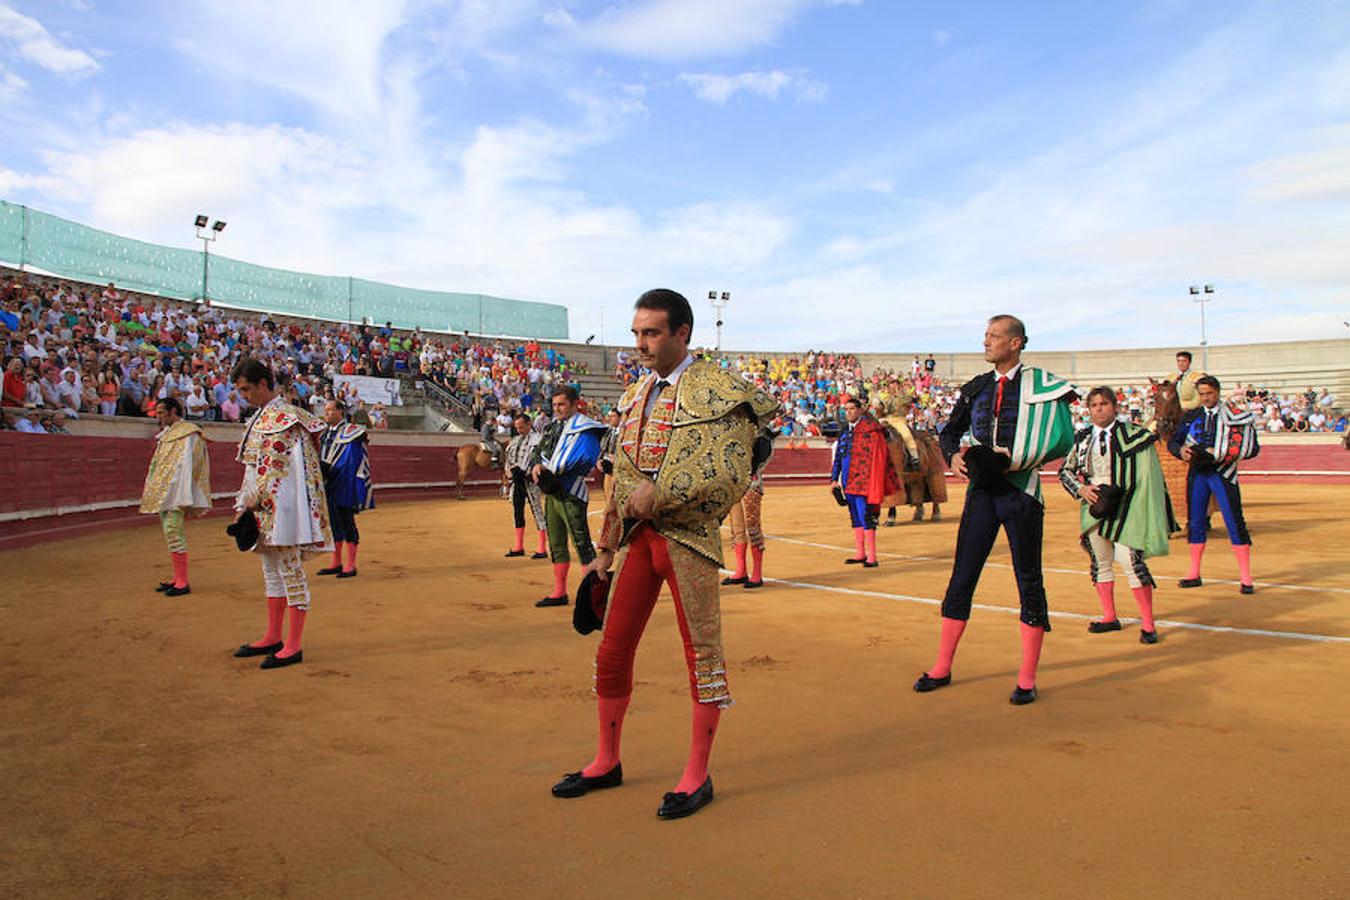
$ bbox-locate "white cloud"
[170,1,411,120]
[562,0,816,60]
[679,69,825,103]
[0,4,98,75]
[0,62,26,99]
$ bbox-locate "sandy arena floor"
[3,483,1349,899]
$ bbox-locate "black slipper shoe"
[552,763,623,798]
[913,672,951,692]
[234,641,283,658]
[260,650,302,669]
[657,776,714,819]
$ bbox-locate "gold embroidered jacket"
[139,420,212,514]
[599,359,779,565]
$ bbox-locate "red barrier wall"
[1,434,1345,550]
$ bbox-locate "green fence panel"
[0,200,569,339]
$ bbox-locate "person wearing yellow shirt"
[1168,351,1205,411]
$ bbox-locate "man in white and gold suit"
[229,358,332,670]
[139,396,212,597]
[550,289,777,820]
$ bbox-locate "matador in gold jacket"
[550,289,777,820]
[140,397,211,596]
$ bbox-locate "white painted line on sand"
[740,573,1350,644]
[764,534,1350,597]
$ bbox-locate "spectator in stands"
[221,390,242,422]
[14,409,45,433]
[370,403,388,430]
[3,357,23,406]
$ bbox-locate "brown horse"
[881,426,947,523]
[455,441,502,499]
[1149,378,1189,530]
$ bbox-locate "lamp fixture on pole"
[708,290,730,352]
[1188,284,1215,370]
[194,214,227,302]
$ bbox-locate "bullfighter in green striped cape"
[914,314,1078,706]
[1059,386,1177,645]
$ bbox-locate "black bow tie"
[656,379,671,391]
[1097,429,1108,453]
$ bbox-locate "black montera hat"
[572,569,611,635]
[226,510,260,552]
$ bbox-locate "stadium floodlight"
[709,290,731,352]
[1189,284,1216,370]
[195,214,227,303]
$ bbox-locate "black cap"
[963,444,1011,490]
[572,569,611,635]
[226,510,260,552]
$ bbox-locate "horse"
[881,424,947,524]
[1148,378,1189,530]
[455,439,504,499]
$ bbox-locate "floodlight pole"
[1189,284,1215,370]
[195,217,226,302]
[708,290,730,352]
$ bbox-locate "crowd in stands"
[619,349,959,441]
[420,337,586,425]
[3,266,1343,439]
[1229,384,1344,433]
[0,268,585,434]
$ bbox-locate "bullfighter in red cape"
[831,396,900,567]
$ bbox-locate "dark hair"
[159,396,184,417]
[554,384,580,404]
[230,357,274,389]
[988,314,1028,348]
[1196,374,1221,392]
[634,289,694,339]
[512,411,531,424]
[1175,350,1193,361]
[1085,386,1117,407]
[843,396,862,409]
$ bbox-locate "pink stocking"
[551,562,570,599]
[344,542,358,573]
[750,545,764,582]
[250,596,287,648]
[512,527,525,552]
[852,527,866,561]
[928,617,966,678]
[1187,542,1205,579]
[1132,585,1156,632]
[1095,581,1117,621]
[171,551,189,588]
[277,607,306,660]
[327,544,342,570]
[730,543,748,579]
[864,529,878,564]
[536,530,548,554]
[1017,623,1046,691]
[582,695,630,777]
[674,702,722,795]
[1233,544,1253,586]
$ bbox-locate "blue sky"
[2,0,1349,352]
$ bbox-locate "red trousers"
[595,525,728,705]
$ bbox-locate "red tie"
[994,376,1005,417]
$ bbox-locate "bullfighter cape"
[843,415,900,505]
[1063,421,1176,558]
[140,420,212,514]
[236,398,332,552]
[601,359,780,566]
